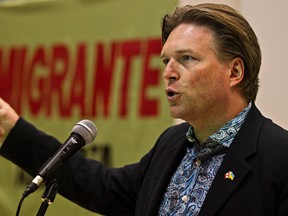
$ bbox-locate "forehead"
[161,23,217,56]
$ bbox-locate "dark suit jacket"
[1,104,288,215]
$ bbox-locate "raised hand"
[0,98,20,145]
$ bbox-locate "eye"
[161,58,170,65]
[180,55,194,63]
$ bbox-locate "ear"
[229,57,244,87]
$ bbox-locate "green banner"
[0,0,177,215]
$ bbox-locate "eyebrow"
[160,49,194,59]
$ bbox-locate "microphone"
[22,119,97,198]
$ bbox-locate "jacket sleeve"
[0,118,61,177]
[0,117,156,215]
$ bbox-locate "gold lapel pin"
[224,171,235,181]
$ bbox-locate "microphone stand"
[36,178,58,216]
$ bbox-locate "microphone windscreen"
[72,120,97,144]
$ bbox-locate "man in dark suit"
[1,3,288,216]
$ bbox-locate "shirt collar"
[186,102,252,147]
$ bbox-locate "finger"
[0,98,9,111]
[0,97,8,109]
[0,127,4,137]
[0,97,3,109]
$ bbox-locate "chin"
[169,106,187,119]
[169,111,182,119]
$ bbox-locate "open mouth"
[167,91,175,97]
[166,89,177,98]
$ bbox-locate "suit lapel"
[140,135,189,215]
[199,104,265,216]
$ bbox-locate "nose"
[162,59,180,82]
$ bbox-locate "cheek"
[208,75,231,101]
[183,75,210,100]
[187,70,228,98]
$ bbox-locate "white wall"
[179,0,288,129]
[240,0,288,129]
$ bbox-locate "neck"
[188,100,248,143]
